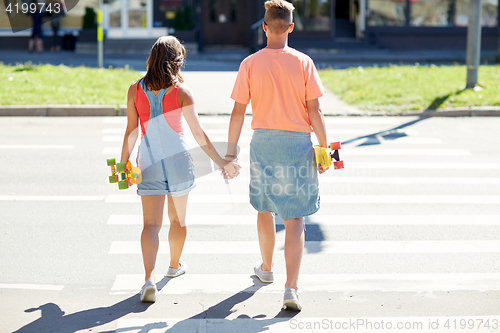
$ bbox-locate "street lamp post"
[465,0,482,89]
[97,0,103,68]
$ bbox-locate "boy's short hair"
[264,0,295,33]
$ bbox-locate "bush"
[82,7,97,30]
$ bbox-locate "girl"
[119,36,241,303]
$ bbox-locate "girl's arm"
[120,82,139,163]
[307,98,329,173]
[178,85,241,177]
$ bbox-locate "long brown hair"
[143,36,186,91]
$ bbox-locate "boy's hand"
[318,164,329,174]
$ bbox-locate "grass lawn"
[319,64,500,113]
[0,63,142,106]
[2,63,500,112]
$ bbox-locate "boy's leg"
[140,195,166,282]
[283,217,305,289]
[167,194,188,269]
[257,212,275,271]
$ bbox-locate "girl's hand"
[222,161,241,179]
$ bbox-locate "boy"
[225,0,329,311]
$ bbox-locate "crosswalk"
[101,116,500,332]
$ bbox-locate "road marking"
[111,273,500,293]
[104,194,500,204]
[103,117,127,124]
[0,145,75,149]
[347,162,500,169]
[336,148,471,156]
[109,240,500,255]
[348,137,443,145]
[102,135,123,142]
[115,316,500,333]
[204,147,471,157]
[0,284,64,291]
[102,128,125,134]
[107,214,500,226]
[0,196,105,201]
[195,175,500,185]
[103,146,471,157]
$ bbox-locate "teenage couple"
[119,0,329,311]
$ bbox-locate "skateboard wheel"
[109,175,119,183]
[118,180,129,190]
[116,162,127,172]
[107,158,116,166]
[334,161,344,170]
[330,142,341,150]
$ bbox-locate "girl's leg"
[140,195,166,282]
[283,217,305,290]
[257,212,276,271]
[167,194,188,269]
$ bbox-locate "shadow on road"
[159,277,297,333]
[342,117,428,147]
[13,293,151,333]
[13,276,296,333]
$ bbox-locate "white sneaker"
[283,287,302,311]
[254,261,274,283]
[167,261,187,278]
[140,279,158,303]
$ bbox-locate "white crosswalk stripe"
[108,240,500,255]
[101,116,500,331]
[111,273,500,293]
[107,214,500,226]
[103,194,500,204]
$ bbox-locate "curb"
[0,105,121,117]
[1,105,500,117]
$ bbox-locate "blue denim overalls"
[136,79,196,196]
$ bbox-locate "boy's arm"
[226,101,247,160]
[307,98,329,174]
[307,98,327,148]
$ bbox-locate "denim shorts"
[249,129,320,220]
[137,148,196,197]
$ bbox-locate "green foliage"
[82,7,97,30]
[173,5,195,31]
[319,64,500,112]
[0,63,142,106]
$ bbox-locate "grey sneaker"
[140,279,158,303]
[254,261,274,283]
[167,261,187,278]
[283,287,302,311]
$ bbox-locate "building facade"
[0,0,498,50]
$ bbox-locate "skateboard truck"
[314,142,344,170]
[107,158,142,190]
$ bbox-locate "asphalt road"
[1,116,500,333]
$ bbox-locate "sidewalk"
[1,49,499,117]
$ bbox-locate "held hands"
[220,156,241,180]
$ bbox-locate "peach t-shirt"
[231,46,326,133]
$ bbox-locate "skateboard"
[314,142,344,170]
[107,158,142,190]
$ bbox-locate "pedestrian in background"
[28,2,45,53]
[119,36,241,303]
[225,0,329,311]
[49,0,65,52]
